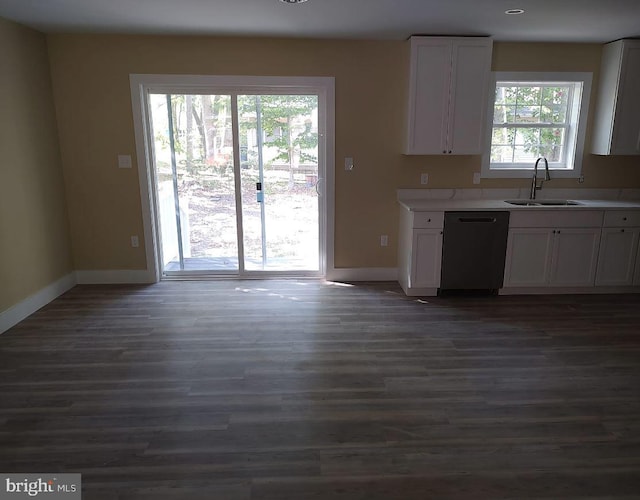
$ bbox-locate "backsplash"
[397,188,640,202]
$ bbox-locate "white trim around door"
[130,74,335,282]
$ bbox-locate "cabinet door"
[549,229,601,287]
[411,229,443,288]
[406,39,451,154]
[593,40,640,155]
[448,39,493,154]
[611,43,640,154]
[596,228,640,286]
[503,229,553,287]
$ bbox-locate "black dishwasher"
[440,211,510,293]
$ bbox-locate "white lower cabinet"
[595,211,640,287]
[549,228,601,286]
[504,229,554,286]
[503,210,604,289]
[399,206,640,297]
[504,228,601,287]
[595,227,640,286]
[411,229,443,288]
[398,208,444,295]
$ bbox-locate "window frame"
[481,71,592,179]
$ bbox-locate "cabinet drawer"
[603,210,640,227]
[412,211,444,229]
[509,210,603,228]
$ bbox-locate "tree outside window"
[482,72,592,179]
[491,82,574,165]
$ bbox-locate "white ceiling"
[0,0,638,43]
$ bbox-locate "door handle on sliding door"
[256,182,263,203]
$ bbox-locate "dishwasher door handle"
[457,217,497,223]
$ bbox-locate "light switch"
[118,155,132,169]
[473,172,481,184]
[420,173,429,185]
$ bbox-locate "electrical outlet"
[473,172,481,184]
[380,235,388,247]
[131,235,139,248]
[118,154,132,169]
[345,157,354,171]
[420,173,429,185]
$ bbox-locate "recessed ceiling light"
[505,8,525,14]
[280,0,309,3]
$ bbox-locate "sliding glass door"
[238,94,319,271]
[149,93,239,273]
[146,88,322,277]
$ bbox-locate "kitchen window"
[481,72,592,178]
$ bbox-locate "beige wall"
[0,18,73,312]
[46,34,640,271]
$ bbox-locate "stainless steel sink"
[536,200,582,206]
[505,200,541,206]
[505,199,582,207]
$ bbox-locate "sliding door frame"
[130,74,335,282]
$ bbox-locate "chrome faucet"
[530,157,551,199]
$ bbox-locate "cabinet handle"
[442,150,447,154]
[557,230,561,234]
[622,229,625,233]
[427,218,431,222]
[636,129,640,151]
[623,217,627,221]
[552,230,556,234]
[448,150,452,154]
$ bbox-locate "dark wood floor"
[1,281,640,499]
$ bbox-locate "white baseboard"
[76,268,395,284]
[0,273,76,335]
[75,269,156,284]
[326,267,398,282]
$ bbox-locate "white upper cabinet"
[405,37,493,155]
[592,39,640,155]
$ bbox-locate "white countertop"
[399,198,640,212]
